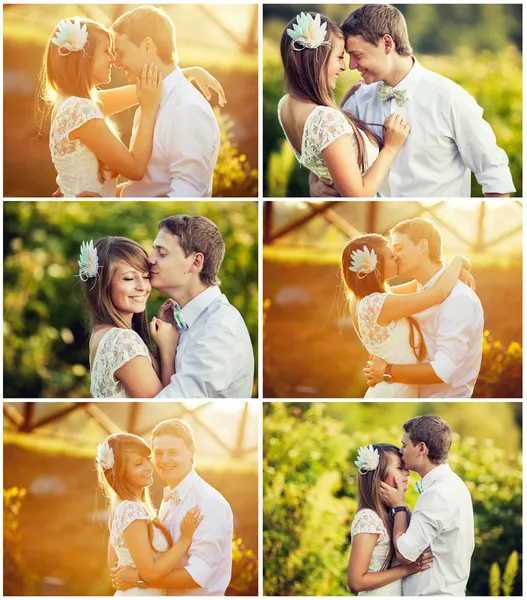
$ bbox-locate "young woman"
[96,432,203,596]
[278,12,409,197]
[40,17,224,197]
[348,444,432,595]
[80,236,178,398]
[340,234,469,397]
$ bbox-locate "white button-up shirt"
[155,286,254,398]
[414,267,484,398]
[159,469,233,596]
[121,67,220,197]
[398,463,475,596]
[343,58,515,197]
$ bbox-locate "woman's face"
[327,35,347,90]
[91,34,114,86]
[382,245,399,281]
[383,451,410,492]
[110,260,151,318]
[125,451,154,491]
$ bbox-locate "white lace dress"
[111,500,168,596]
[277,96,379,180]
[351,509,402,596]
[357,293,419,398]
[50,96,117,197]
[90,328,151,398]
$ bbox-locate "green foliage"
[264,43,522,197]
[263,403,522,596]
[4,201,258,398]
[230,535,258,595]
[474,331,522,398]
[489,551,519,596]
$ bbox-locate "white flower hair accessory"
[96,441,115,470]
[355,445,380,475]
[51,19,88,56]
[349,246,378,279]
[287,13,331,51]
[78,240,99,282]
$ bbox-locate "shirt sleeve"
[351,509,387,539]
[397,492,451,562]
[184,498,233,589]
[111,329,150,376]
[65,97,104,137]
[154,321,243,398]
[449,89,515,194]
[313,108,353,153]
[428,294,482,385]
[162,104,219,197]
[117,501,149,533]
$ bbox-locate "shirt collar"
[180,285,221,328]
[160,66,182,107]
[421,462,451,492]
[393,56,423,101]
[417,264,447,291]
[170,467,198,502]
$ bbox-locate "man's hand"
[157,299,176,326]
[52,187,64,198]
[77,191,102,197]
[111,565,139,591]
[363,355,387,387]
[339,79,365,107]
[380,475,406,508]
[309,172,340,198]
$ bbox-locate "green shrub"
[474,331,522,398]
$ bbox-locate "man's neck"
[383,54,414,87]
[416,461,443,479]
[167,281,210,308]
[159,61,177,80]
[411,262,444,286]
[165,467,193,490]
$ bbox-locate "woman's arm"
[98,85,138,116]
[114,356,167,398]
[377,255,467,326]
[388,280,418,295]
[108,540,118,571]
[122,509,202,583]
[182,67,226,106]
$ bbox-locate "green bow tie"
[377,83,407,107]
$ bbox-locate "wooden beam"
[268,201,341,243]
[84,404,121,435]
[3,403,25,429]
[29,403,89,431]
[233,403,249,458]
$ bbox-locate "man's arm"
[366,359,444,386]
[450,89,515,196]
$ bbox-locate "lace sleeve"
[52,97,104,156]
[110,329,151,376]
[351,509,387,539]
[116,500,150,534]
[310,107,353,153]
[358,292,395,346]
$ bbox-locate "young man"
[112,418,234,595]
[380,415,474,596]
[151,215,254,399]
[365,218,484,398]
[310,4,515,198]
[112,6,220,197]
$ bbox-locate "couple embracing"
[42,6,223,197]
[348,415,474,596]
[278,4,514,197]
[341,218,484,398]
[81,215,254,399]
[97,418,232,595]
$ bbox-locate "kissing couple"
[41,5,224,198]
[278,4,514,198]
[340,217,484,398]
[80,215,254,398]
[348,415,474,595]
[97,418,233,595]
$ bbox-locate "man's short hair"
[158,215,225,286]
[341,4,413,56]
[112,6,177,64]
[403,415,452,464]
[390,217,444,264]
[151,418,195,454]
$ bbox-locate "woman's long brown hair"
[280,13,381,173]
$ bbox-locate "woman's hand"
[180,507,204,542]
[405,550,434,575]
[136,63,163,114]
[189,67,226,107]
[452,254,471,272]
[149,317,178,354]
[382,113,410,152]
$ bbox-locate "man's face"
[149,228,196,293]
[152,434,193,485]
[391,232,424,277]
[112,32,148,82]
[400,432,421,472]
[345,34,389,84]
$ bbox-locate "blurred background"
[263,4,522,197]
[4,4,258,197]
[4,401,258,596]
[263,401,522,597]
[4,201,258,398]
[263,200,522,398]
